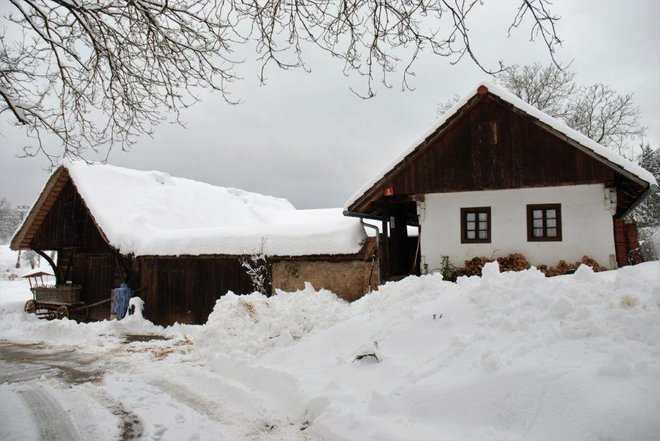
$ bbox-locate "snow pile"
[61,162,366,257]
[1,262,659,440]
[254,262,660,440]
[126,296,145,319]
[193,285,349,359]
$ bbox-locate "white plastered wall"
[419,184,617,272]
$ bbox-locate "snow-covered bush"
[240,238,270,294]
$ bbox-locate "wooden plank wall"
[139,256,255,325]
[393,99,616,193]
[71,253,118,320]
[30,181,108,251]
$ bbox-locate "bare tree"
[495,63,575,120]
[566,84,645,157]
[1,0,237,163]
[496,63,645,158]
[436,94,461,117]
[1,1,562,163]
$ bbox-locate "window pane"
[467,231,476,239]
[533,210,543,219]
[533,228,544,237]
[533,219,543,228]
[466,213,476,221]
[479,212,488,221]
[546,209,556,219]
[467,221,476,231]
[547,218,556,228]
[547,228,557,237]
[478,230,488,239]
[479,221,488,230]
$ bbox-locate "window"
[527,204,562,241]
[461,207,491,243]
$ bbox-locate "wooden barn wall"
[138,256,255,326]
[30,180,108,251]
[27,180,120,321]
[362,97,622,212]
[70,252,119,321]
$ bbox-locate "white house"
[344,83,658,279]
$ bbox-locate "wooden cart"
[22,272,109,321]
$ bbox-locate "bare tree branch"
[496,63,645,158]
[1,0,563,163]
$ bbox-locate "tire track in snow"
[148,377,279,439]
[147,377,311,440]
[148,379,226,421]
[18,386,81,441]
[88,389,145,441]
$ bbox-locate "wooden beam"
[32,249,61,285]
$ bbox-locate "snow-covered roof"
[345,82,658,210]
[45,162,366,257]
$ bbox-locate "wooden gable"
[347,90,648,218]
[11,166,111,252]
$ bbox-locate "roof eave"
[619,183,658,219]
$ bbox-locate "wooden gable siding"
[352,95,643,216]
[138,256,255,325]
[30,180,109,251]
[378,97,614,200]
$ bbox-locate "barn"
[344,83,658,280]
[11,163,375,325]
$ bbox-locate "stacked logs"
[457,254,606,278]
[458,253,530,277]
[536,256,607,277]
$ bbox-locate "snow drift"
[1,262,659,440]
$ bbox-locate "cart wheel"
[56,305,69,320]
[24,300,37,314]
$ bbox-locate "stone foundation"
[272,259,377,302]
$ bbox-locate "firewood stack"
[536,256,607,277]
[458,254,606,278]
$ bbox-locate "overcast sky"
[1,1,659,209]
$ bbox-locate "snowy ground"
[0,261,659,441]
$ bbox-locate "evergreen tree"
[633,146,660,229]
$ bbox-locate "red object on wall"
[383,187,394,196]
